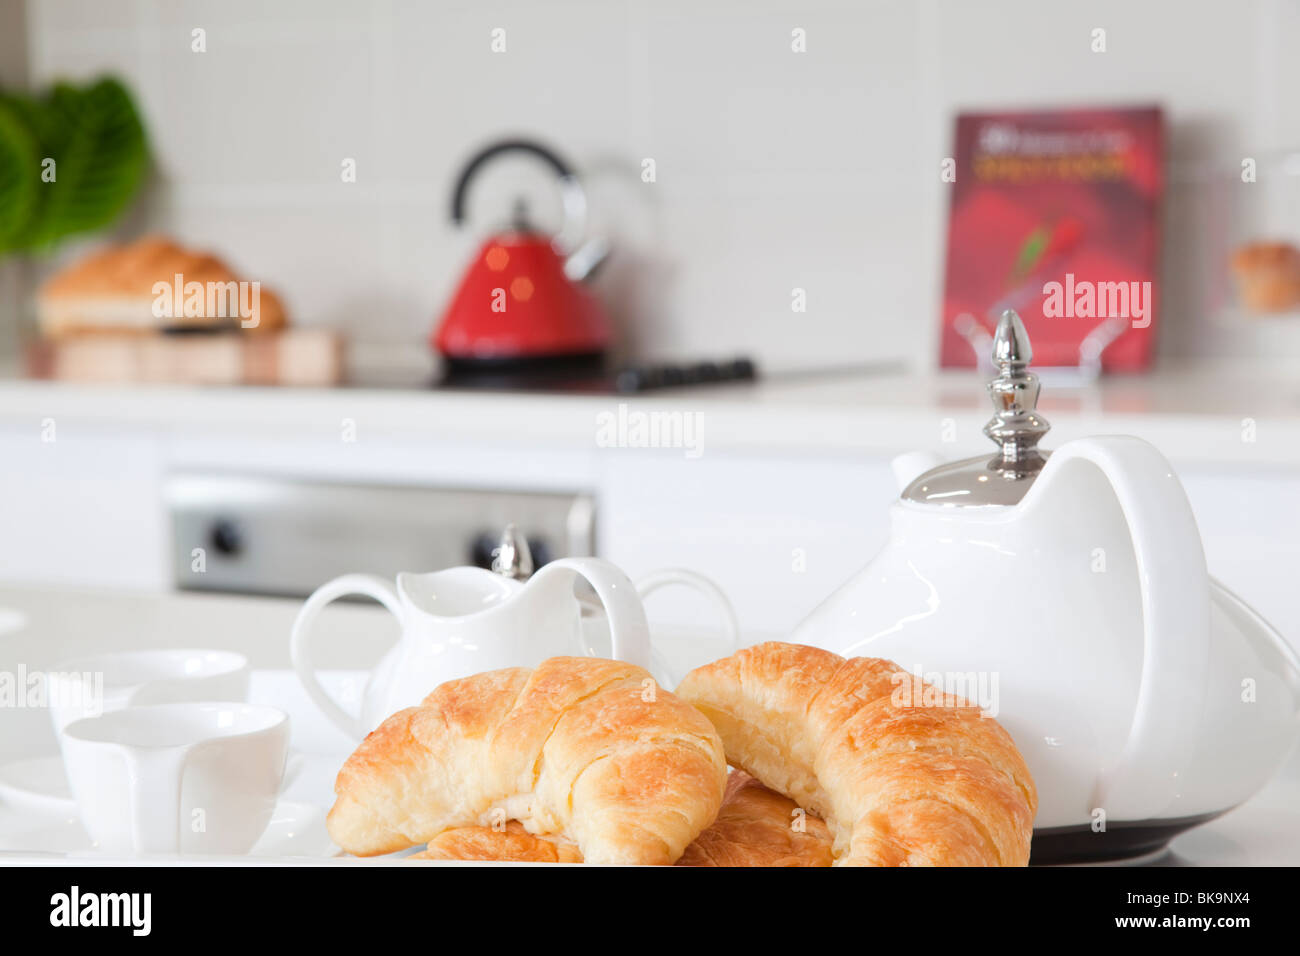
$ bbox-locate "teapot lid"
[901,310,1052,507]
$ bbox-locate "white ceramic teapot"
[292,527,738,741]
[792,312,1300,863]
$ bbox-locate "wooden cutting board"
[27,329,344,387]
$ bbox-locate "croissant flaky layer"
[676,770,833,867]
[413,821,584,864]
[675,642,1038,866]
[327,657,728,865]
[411,771,833,866]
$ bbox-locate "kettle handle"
[527,557,653,672]
[449,139,591,257]
[1028,436,1211,821]
[290,574,404,741]
[450,139,575,225]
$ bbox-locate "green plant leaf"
[0,98,43,252]
[25,77,149,249]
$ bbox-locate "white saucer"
[0,798,336,858]
[0,756,76,813]
[0,750,339,858]
[250,800,338,857]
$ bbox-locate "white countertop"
[0,583,1296,865]
[3,360,1300,465]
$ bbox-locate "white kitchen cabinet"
[596,449,898,636]
[0,372,1297,654]
[0,424,167,590]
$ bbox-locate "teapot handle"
[1028,436,1211,821]
[290,574,404,741]
[528,558,653,671]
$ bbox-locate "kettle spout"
[564,237,610,282]
[890,451,945,492]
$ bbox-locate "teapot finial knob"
[984,310,1050,470]
[491,524,534,580]
[901,310,1053,505]
[992,307,1033,366]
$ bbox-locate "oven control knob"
[209,519,244,557]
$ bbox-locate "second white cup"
[46,649,250,734]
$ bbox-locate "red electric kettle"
[434,139,613,373]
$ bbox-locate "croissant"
[414,822,583,864]
[675,642,1037,866]
[411,771,833,866]
[676,770,832,867]
[327,656,727,865]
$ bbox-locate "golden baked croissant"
[676,642,1037,866]
[410,771,833,866]
[676,771,832,867]
[414,821,583,864]
[327,657,727,865]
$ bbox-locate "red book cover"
[939,107,1165,371]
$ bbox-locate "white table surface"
[0,583,1296,866]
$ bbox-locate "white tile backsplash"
[16,0,1300,369]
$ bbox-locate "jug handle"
[290,574,404,741]
[528,558,653,672]
[1028,436,1211,821]
[635,568,742,653]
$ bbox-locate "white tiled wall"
[17,0,1300,371]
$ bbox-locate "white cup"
[62,702,291,855]
[46,649,250,735]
